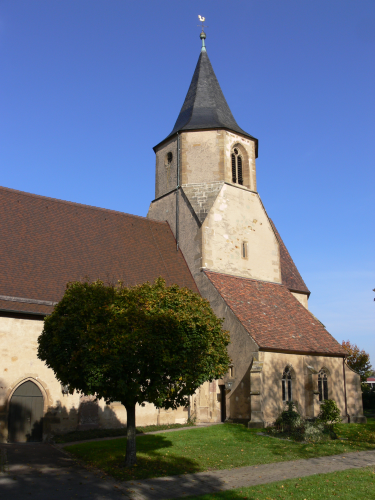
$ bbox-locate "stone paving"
[0,441,374,500]
[119,450,375,499]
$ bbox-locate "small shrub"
[271,402,337,443]
[276,401,302,431]
[317,399,342,426]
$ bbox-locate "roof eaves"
[258,346,346,357]
[153,128,258,156]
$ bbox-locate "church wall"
[202,184,282,283]
[0,315,81,441]
[178,130,257,192]
[224,131,257,191]
[198,272,259,423]
[344,363,365,423]
[0,315,189,442]
[154,136,178,199]
[260,352,365,426]
[291,292,309,309]
[180,130,225,185]
[148,189,203,279]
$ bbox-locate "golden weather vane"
[197,15,208,31]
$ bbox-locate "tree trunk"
[125,403,137,467]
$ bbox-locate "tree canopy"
[38,278,230,465]
[342,340,372,383]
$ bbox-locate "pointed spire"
[158,34,258,156]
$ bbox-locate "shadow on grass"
[66,433,202,481]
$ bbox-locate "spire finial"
[197,15,207,52]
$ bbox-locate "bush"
[275,401,302,431]
[317,399,342,426]
[271,400,339,443]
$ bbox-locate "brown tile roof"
[270,219,310,295]
[0,186,198,315]
[204,270,345,356]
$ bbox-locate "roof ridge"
[0,185,168,225]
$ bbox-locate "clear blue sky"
[1,1,374,364]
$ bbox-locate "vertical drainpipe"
[343,357,350,423]
[176,132,180,251]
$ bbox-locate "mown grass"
[183,466,375,500]
[65,418,375,481]
[53,422,193,443]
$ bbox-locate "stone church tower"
[148,31,364,425]
[148,31,305,305]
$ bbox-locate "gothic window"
[282,366,292,402]
[318,369,328,402]
[231,148,243,185]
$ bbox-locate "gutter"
[176,132,180,251]
[343,357,350,423]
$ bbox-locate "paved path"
[1,442,374,500]
[120,450,375,499]
[0,442,124,500]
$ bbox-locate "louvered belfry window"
[282,366,292,402]
[231,148,243,185]
[318,369,328,402]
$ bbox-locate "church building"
[0,31,365,442]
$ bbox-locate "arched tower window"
[231,148,243,185]
[282,366,292,402]
[318,369,328,402]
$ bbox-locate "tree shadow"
[66,433,203,481]
[0,437,231,500]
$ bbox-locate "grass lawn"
[65,418,375,481]
[53,422,193,443]
[183,466,375,500]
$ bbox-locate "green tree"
[38,278,230,466]
[342,340,372,384]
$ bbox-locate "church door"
[220,385,226,422]
[8,381,44,442]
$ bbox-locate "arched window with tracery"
[318,369,328,402]
[231,148,243,185]
[282,366,292,402]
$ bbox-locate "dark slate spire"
[158,32,258,155]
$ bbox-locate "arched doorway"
[8,381,44,442]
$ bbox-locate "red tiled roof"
[0,186,198,315]
[204,270,345,356]
[269,219,310,295]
